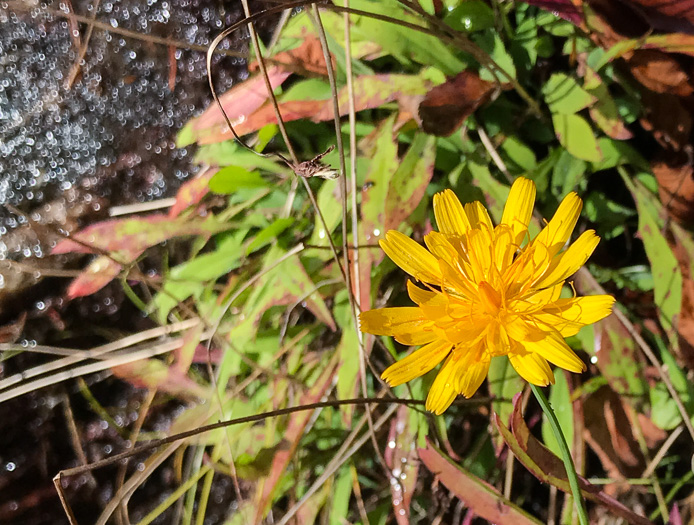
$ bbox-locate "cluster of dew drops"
[0,0,252,264]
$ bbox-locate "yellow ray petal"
[532,312,584,338]
[359,307,427,335]
[464,201,494,231]
[523,331,586,373]
[501,177,536,245]
[547,295,616,325]
[456,349,490,397]
[503,314,546,343]
[467,228,494,280]
[492,224,516,273]
[535,192,582,255]
[425,353,459,414]
[439,259,477,298]
[424,231,458,266]
[509,351,555,386]
[534,230,600,289]
[380,230,442,284]
[407,280,438,305]
[382,339,452,387]
[359,308,437,345]
[433,189,471,236]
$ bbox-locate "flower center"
[477,281,503,317]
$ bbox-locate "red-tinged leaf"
[639,90,692,150]
[629,0,694,28]
[385,406,421,524]
[190,344,223,365]
[111,358,209,399]
[670,222,694,368]
[66,256,123,299]
[653,159,694,225]
[629,49,694,97]
[417,441,542,525]
[418,71,496,136]
[169,166,218,218]
[493,394,654,525]
[358,115,399,312]
[188,67,291,134]
[384,133,436,232]
[250,35,333,76]
[584,69,632,140]
[522,0,584,25]
[582,385,646,482]
[191,74,430,145]
[0,312,26,343]
[253,358,338,522]
[52,214,230,259]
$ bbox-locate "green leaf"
[649,344,694,430]
[245,218,294,255]
[351,0,466,75]
[552,113,602,162]
[330,467,352,525]
[552,149,586,196]
[476,31,517,81]
[501,136,537,172]
[444,0,495,32]
[542,73,596,114]
[541,371,574,457]
[590,137,648,172]
[623,175,682,351]
[209,166,268,194]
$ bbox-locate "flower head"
[360,177,615,414]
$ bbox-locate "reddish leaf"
[189,67,291,134]
[169,166,218,218]
[66,256,123,299]
[493,394,654,525]
[250,35,334,76]
[582,386,646,486]
[521,0,584,25]
[112,357,208,399]
[53,214,229,259]
[0,312,26,344]
[54,214,230,297]
[418,441,543,525]
[629,50,694,97]
[629,1,694,30]
[639,91,692,151]
[670,222,694,369]
[385,406,421,524]
[418,71,496,136]
[189,74,429,144]
[653,158,694,225]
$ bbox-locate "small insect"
[294,146,339,180]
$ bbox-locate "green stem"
[530,384,589,525]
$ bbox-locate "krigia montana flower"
[359,177,615,415]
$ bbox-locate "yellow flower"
[359,177,615,415]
